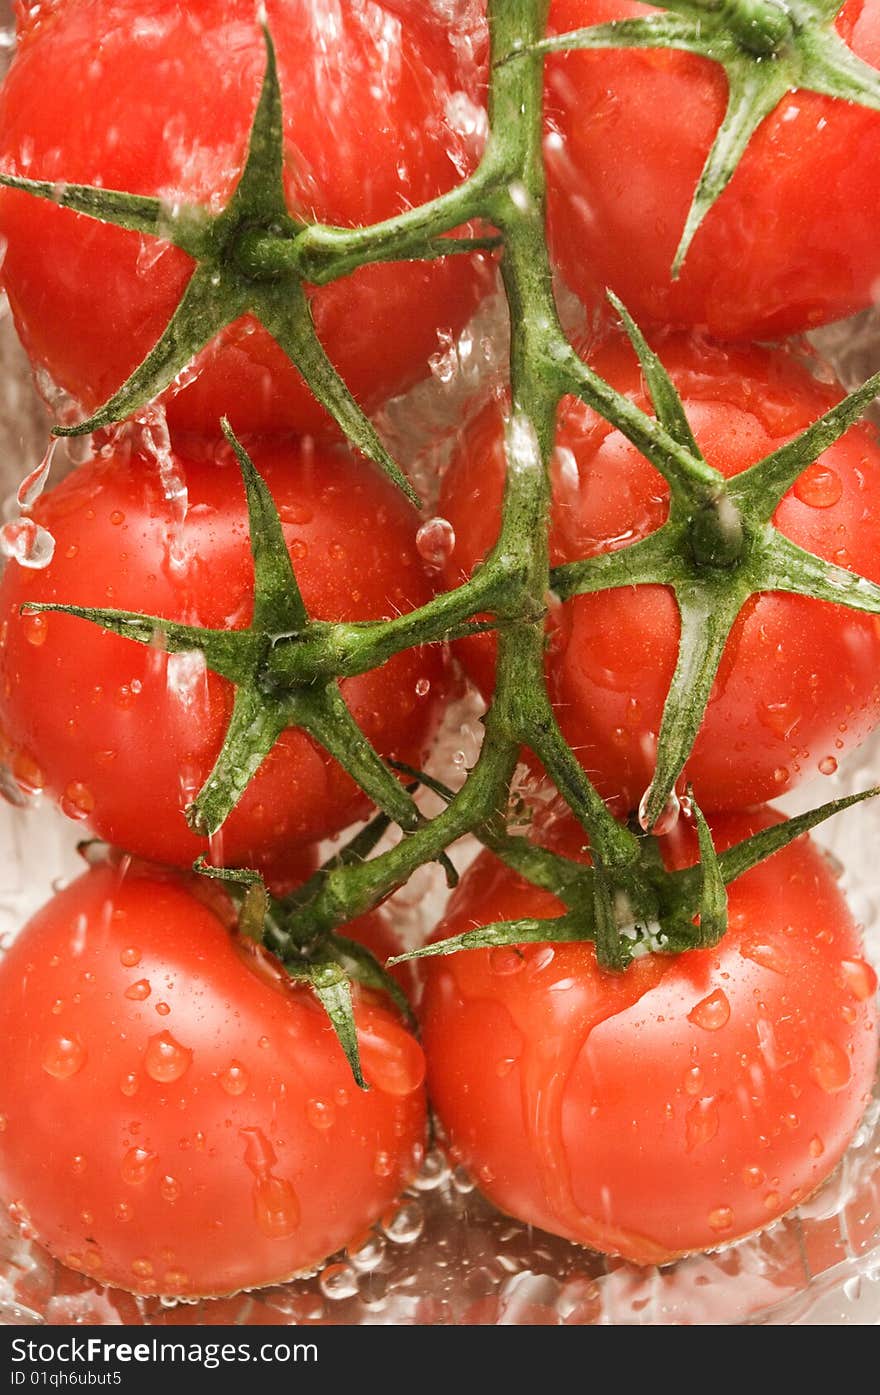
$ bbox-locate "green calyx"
[537,0,880,272]
[24,421,425,844]
[552,292,880,831]
[195,852,413,1091]
[383,772,879,972]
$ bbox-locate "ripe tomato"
[0,0,491,436]
[545,0,880,339]
[439,333,880,813]
[0,436,444,875]
[0,863,427,1297]
[421,806,878,1264]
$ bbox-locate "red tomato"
[439,333,880,813]
[0,0,491,436]
[0,863,427,1297]
[545,0,880,338]
[421,806,878,1264]
[0,436,444,874]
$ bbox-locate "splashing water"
[0,517,54,569]
[137,406,190,574]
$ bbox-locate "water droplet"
[809,1135,824,1158]
[109,509,125,526]
[742,1165,764,1189]
[60,781,94,821]
[124,979,151,1001]
[740,941,789,974]
[818,755,838,776]
[844,1275,862,1303]
[239,1126,276,1177]
[114,1201,133,1223]
[131,1258,154,1280]
[764,1191,781,1211]
[41,1032,87,1079]
[144,1031,192,1084]
[155,1001,170,1016]
[254,1175,300,1238]
[840,958,877,1002]
[686,1098,719,1152]
[120,947,141,968]
[0,1115,7,1133]
[707,1206,734,1234]
[71,1154,87,1175]
[638,786,680,834]
[373,1151,394,1178]
[382,1200,424,1245]
[489,947,525,976]
[120,1072,139,1097]
[415,677,431,698]
[415,516,455,569]
[159,1175,180,1203]
[359,1021,425,1097]
[412,1149,449,1191]
[452,1165,475,1194]
[306,1098,335,1130]
[688,988,731,1032]
[794,462,842,508]
[773,766,790,786]
[683,1065,704,1096]
[22,612,48,647]
[809,1037,851,1094]
[496,1056,517,1078]
[218,1062,248,1096]
[349,1233,385,1272]
[11,749,44,794]
[121,1147,157,1186]
[320,1262,359,1301]
[0,518,55,568]
[162,1269,190,1292]
[16,440,56,511]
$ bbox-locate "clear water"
[1,1,880,1327]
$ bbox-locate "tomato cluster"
[0,0,877,1310]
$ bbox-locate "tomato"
[545,0,880,339]
[0,862,427,1297]
[0,435,444,875]
[421,805,878,1264]
[439,333,880,813]
[0,0,491,436]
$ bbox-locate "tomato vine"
[5,0,880,1080]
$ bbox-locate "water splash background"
[1,0,880,1326]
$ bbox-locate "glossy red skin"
[439,334,880,814]
[545,0,880,339]
[421,807,879,1264]
[0,0,491,436]
[0,438,444,874]
[0,864,427,1297]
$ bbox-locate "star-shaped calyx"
[538,0,880,272]
[0,28,491,506]
[382,766,878,972]
[197,834,415,1090]
[553,294,880,831]
[23,421,424,851]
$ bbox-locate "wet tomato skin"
[0,864,427,1297]
[0,0,491,437]
[421,808,878,1264]
[0,437,444,875]
[546,0,880,339]
[439,333,880,813]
